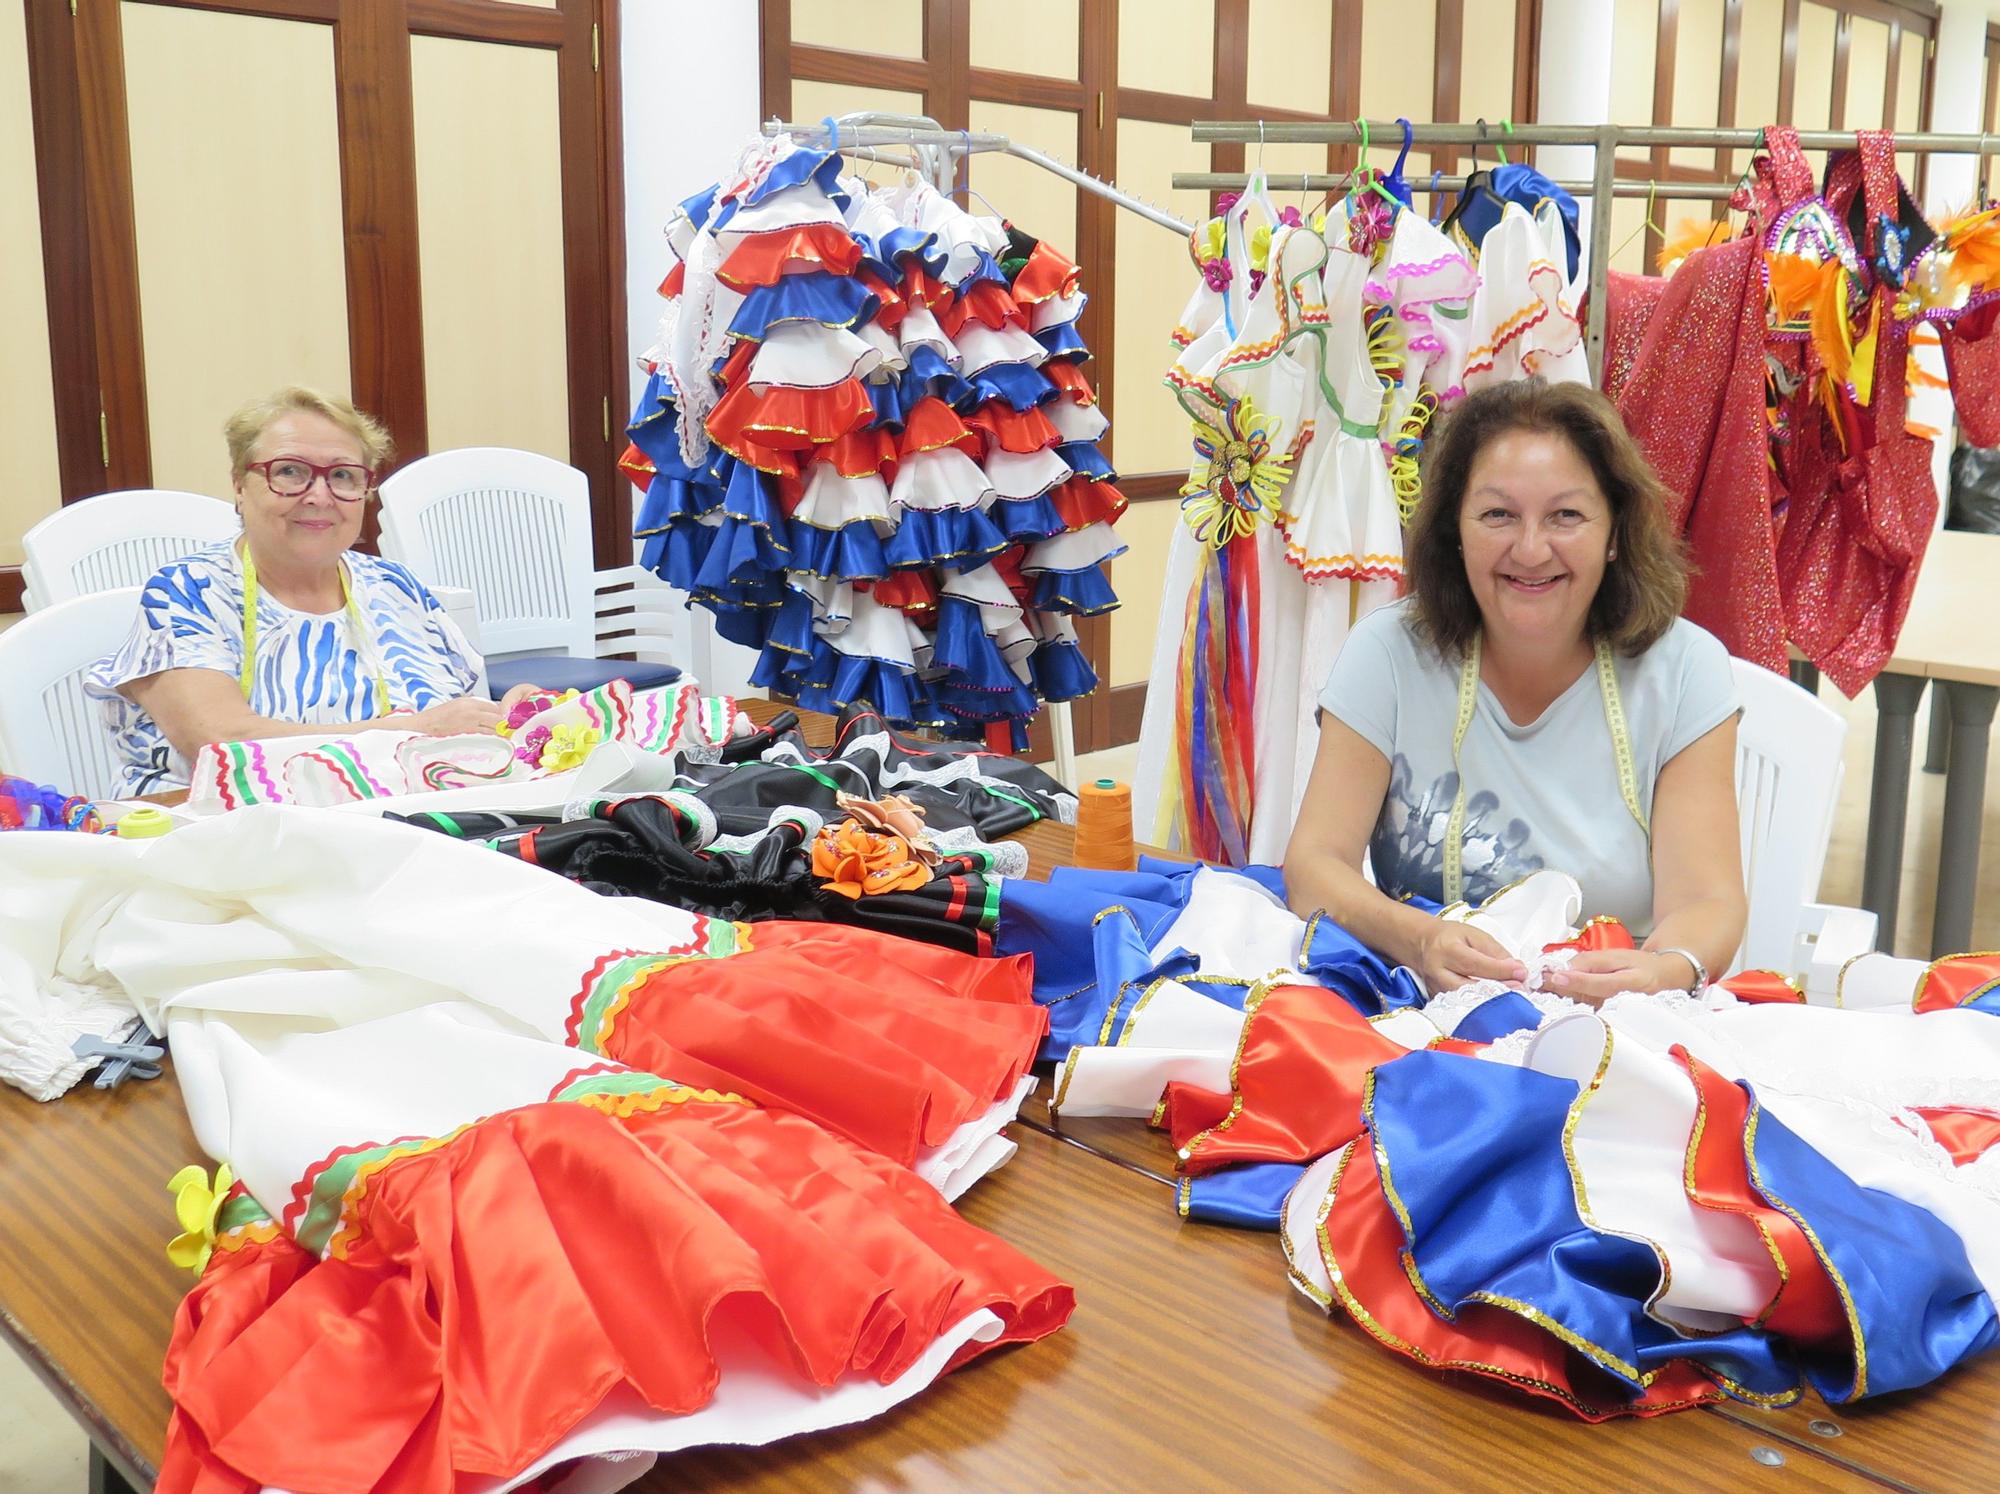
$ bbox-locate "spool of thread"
[113,806,175,839]
[1073,777,1136,871]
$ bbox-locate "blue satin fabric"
[1368,1051,1798,1401]
[1451,991,1544,1043]
[1184,1161,1308,1229]
[1964,989,2000,1018]
[1298,905,1428,1015]
[1743,1084,2000,1400]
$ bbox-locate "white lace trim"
[925,825,1029,878]
[1419,968,1591,1038]
[709,804,827,855]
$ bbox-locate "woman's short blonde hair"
[223,387,395,484]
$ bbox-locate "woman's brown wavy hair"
[1404,379,1689,659]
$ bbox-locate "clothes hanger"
[1609,178,1665,264]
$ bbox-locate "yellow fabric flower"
[166,1163,234,1276]
[1179,395,1294,549]
[539,722,603,773]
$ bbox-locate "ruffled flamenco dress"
[621,136,1124,748]
[3,808,1072,1491]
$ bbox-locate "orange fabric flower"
[811,821,933,899]
[835,792,940,866]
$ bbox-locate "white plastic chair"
[377,448,689,690]
[21,491,238,611]
[1731,657,1878,989]
[0,588,141,801]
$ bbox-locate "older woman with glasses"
[87,386,537,796]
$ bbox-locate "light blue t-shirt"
[1316,599,1739,933]
[86,541,482,796]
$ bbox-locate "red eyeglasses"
[245,457,376,501]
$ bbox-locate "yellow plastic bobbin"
[115,806,176,839]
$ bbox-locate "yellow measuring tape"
[238,543,392,717]
[1441,633,1649,904]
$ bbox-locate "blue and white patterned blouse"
[87,541,483,795]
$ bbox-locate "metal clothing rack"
[760,112,1198,785]
[1179,120,2000,384]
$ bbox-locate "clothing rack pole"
[760,111,1195,786]
[1184,118,2000,385]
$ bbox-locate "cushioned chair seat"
[486,654,682,698]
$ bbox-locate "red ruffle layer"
[158,1097,1071,1493]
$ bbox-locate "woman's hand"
[496,682,545,714]
[1414,919,1527,995]
[400,695,507,737]
[1545,949,1700,1006]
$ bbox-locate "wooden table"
[1,710,1987,1491]
[1852,530,2000,956]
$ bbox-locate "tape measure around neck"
[238,543,392,717]
[1441,633,1649,905]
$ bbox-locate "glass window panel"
[791,80,927,187]
[1108,501,1180,686]
[0,6,60,567]
[971,0,1078,80]
[1118,0,1213,97]
[1246,0,1332,114]
[1359,0,1434,123]
[1844,16,1889,132]
[1111,119,1209,480]
[792,0,924,60]
[1458,0,1520,130]
[1795,3,1839,182]
[1608,194,1649,275]
[411,36,569,461]
[1669,0,1723,169]
[968,102,1080,256]
[1895,30,1924,183]
[1732,0,1785,175]
[1609,0,1659,127]
[121,4,350,498]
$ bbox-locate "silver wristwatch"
[1657,946,1709,993]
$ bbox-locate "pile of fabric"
[1136,166,1587,864]
[621,133,1126,747]
[394,704,1075,952]
[5,809,1073,1488]
[997,858,2000,1417]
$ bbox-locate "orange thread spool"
[1073,777,1136,871]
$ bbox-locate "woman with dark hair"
[1284,380,1745,1002]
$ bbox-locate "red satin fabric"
[1614,232,1787,672]
[592,922,1046,1166]
[1673,1049,1847,1346]
[900,396,984,458]
[1166,984,1406,1173]
[939,279,1026,337]
[1044,361,1096,405]
[1316,1143,1722,1420]
[1913,1107,2000,1165]
[717,224,864,290]
[160,1099,1072,1493]
[1009,241,1083,307]
[1717,970,1807,1005]
[705,379,875,459]
[964,401,1062,454]
[1542,919,1636,957]
[1911,953,2000,1013]
[1051,476,1127,529]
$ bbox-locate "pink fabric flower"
[1200,257,1233,293]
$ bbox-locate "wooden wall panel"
[1,6,63,569]
[1118,0,1213,97]
[970,0,1078,78]
[410,35,570,462]
[120,3,352,497]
